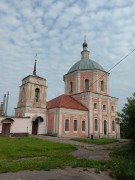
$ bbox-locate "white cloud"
[0,0,135,115]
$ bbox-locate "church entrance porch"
[32,116,44,135]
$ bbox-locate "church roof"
[68,59,106,74]
[67,39,107,74]
[47,94,88,111]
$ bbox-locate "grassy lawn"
[0,137,134,179]
[0,137,106,173]
[70,137,118,144]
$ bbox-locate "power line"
[90,48,135,89]
[48,48,135,108]
[108,48,135,73]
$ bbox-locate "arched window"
[65,119,69,131]
[94,119,98,131]
[85,79,89,91]
[103,105,106,110]
[111,106,114,111]
[94,103,97,109]
[74,120,77,131]
[101,80,104,91]
[70,82,73,92]
[112,120,115,131]
[35,88,40,102]
[104,120,107,135]
[82,120,85,131]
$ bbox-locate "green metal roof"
[68,59,106,74]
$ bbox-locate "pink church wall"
[47,111,54,132]
[72,91,119,138]
[47,108,88,137]
[80,71,93,92]
[60,109,88,137]
[97,71,109,95]
[64,72,77,94]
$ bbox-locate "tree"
[120,92,135,145]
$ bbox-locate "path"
[33,135,129,160]
[0,167,113,180]
[0,135,129,180]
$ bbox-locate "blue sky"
[0,0,135,115]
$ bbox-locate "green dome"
[68,59,106,74]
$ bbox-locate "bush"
[109,146,135,179]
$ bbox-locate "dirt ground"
[35,135,129,161]
[0,167,113,180]
[0,135,129,180]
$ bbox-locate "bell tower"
[15,60,47,117]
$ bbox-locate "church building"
[0,40,120,138]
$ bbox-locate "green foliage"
[109,146,135,179]
[120,92,135,145]
[120,122,131,139]
[71,138,118,144]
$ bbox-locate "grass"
[70,137,118,144]
[0,137,134,179]
[109,146,135,179]
[0,137,106,173]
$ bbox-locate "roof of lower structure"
[47,94,88,111]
